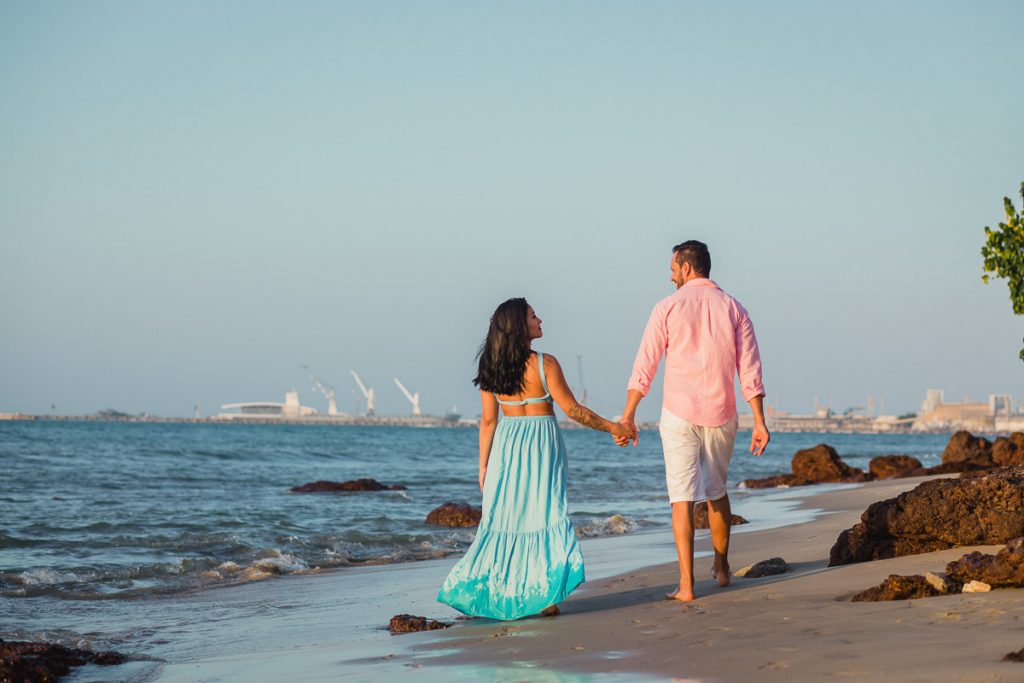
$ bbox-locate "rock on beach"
[791,444,869,483]
[742,432,1024,490]
[289,479,407,493]
[742,444,868,488]
[993,433,1024,467]
[735,557,790,578]
[850,574,941,602]
[0,639,127,682]
[946,537,1024,588]
[940,431,994,468]
[388,614,449,634]
[829,467,1024,566]
[868,455,923,480]
[961,580,993,593]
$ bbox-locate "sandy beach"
[146,474,1024,682]
[398,475,1024,682]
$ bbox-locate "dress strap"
[536,352,550,397]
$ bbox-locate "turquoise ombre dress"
[438,352,585,620]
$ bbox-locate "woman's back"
[494,352,555,417]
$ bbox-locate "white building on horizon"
[218,390,317,420]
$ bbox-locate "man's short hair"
[673,240,711,277]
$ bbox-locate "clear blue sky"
[2,1,1022,421]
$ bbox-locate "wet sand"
[153,476,1024,681]
[411,475,1024,682]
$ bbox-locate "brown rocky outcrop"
[1003,646,1024,662]
[869,455,923,480]
[850,575,941,602]
[425,501,482,528]
[693,501,748,529]
[388,614,449,634]
[0,639,127,682]
[946,537,1024,587]
[742,444,868,488]
[792,444,869,483]
[940,430,994,468]
[829,467,1024,566]
[290,479,407,493]
[993,433,1024,467]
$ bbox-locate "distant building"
[218,390,317,420]
[912,389,1024,433]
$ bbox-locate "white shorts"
[659,409,739,503]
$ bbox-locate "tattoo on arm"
[568,404,609,432]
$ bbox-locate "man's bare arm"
[748,394,770,456]
[616,389,644,446]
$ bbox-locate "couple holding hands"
[439,240,770,620]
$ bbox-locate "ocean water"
[1,420,949,605]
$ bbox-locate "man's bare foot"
[711,563,731,587]
[540,604,560,617]
[664,588,696,602]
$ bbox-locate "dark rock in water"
[425,501,482,528]
[1003,646,1024,662]
[388,614,449,634]
[993,433,1024,467]
[742,445,869,489]
[693,501,748,529]
[0,638,128,682]
[741,474,812,489]
[941,430,994,468]
[829,467,1024,566]
[290,479,407,493]
[946,537,1024,587]
[792,444,869,483]
[869,455,923,480]
[735,557,790,578]
[850,574,941,602]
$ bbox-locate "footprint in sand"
[758,661,790,670]
[802,627,835,636]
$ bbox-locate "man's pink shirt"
[627,278,765,427]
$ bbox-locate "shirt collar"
[683,277,720,289]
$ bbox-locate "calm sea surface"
[1,420,949,606]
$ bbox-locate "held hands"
[612,419,638,447]
[750,423,770,456]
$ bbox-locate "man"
[620,240,769,602]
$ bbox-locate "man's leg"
[669,500,696,601]
[706,494,731,586]
[659,409,701,602]
[701,416,739,588]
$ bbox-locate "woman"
[437,298,634,620]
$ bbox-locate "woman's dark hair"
[473,297,532,395]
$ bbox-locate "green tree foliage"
[981,181,1024,361]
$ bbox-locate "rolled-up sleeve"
[735,308,765,402]
[627,302,668,396]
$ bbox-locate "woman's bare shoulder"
[539,352,563,373]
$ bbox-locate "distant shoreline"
[0,412,977,434]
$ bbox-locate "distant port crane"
[393,378,421,416]
[311,376,338,416]
[350,371,376,416]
